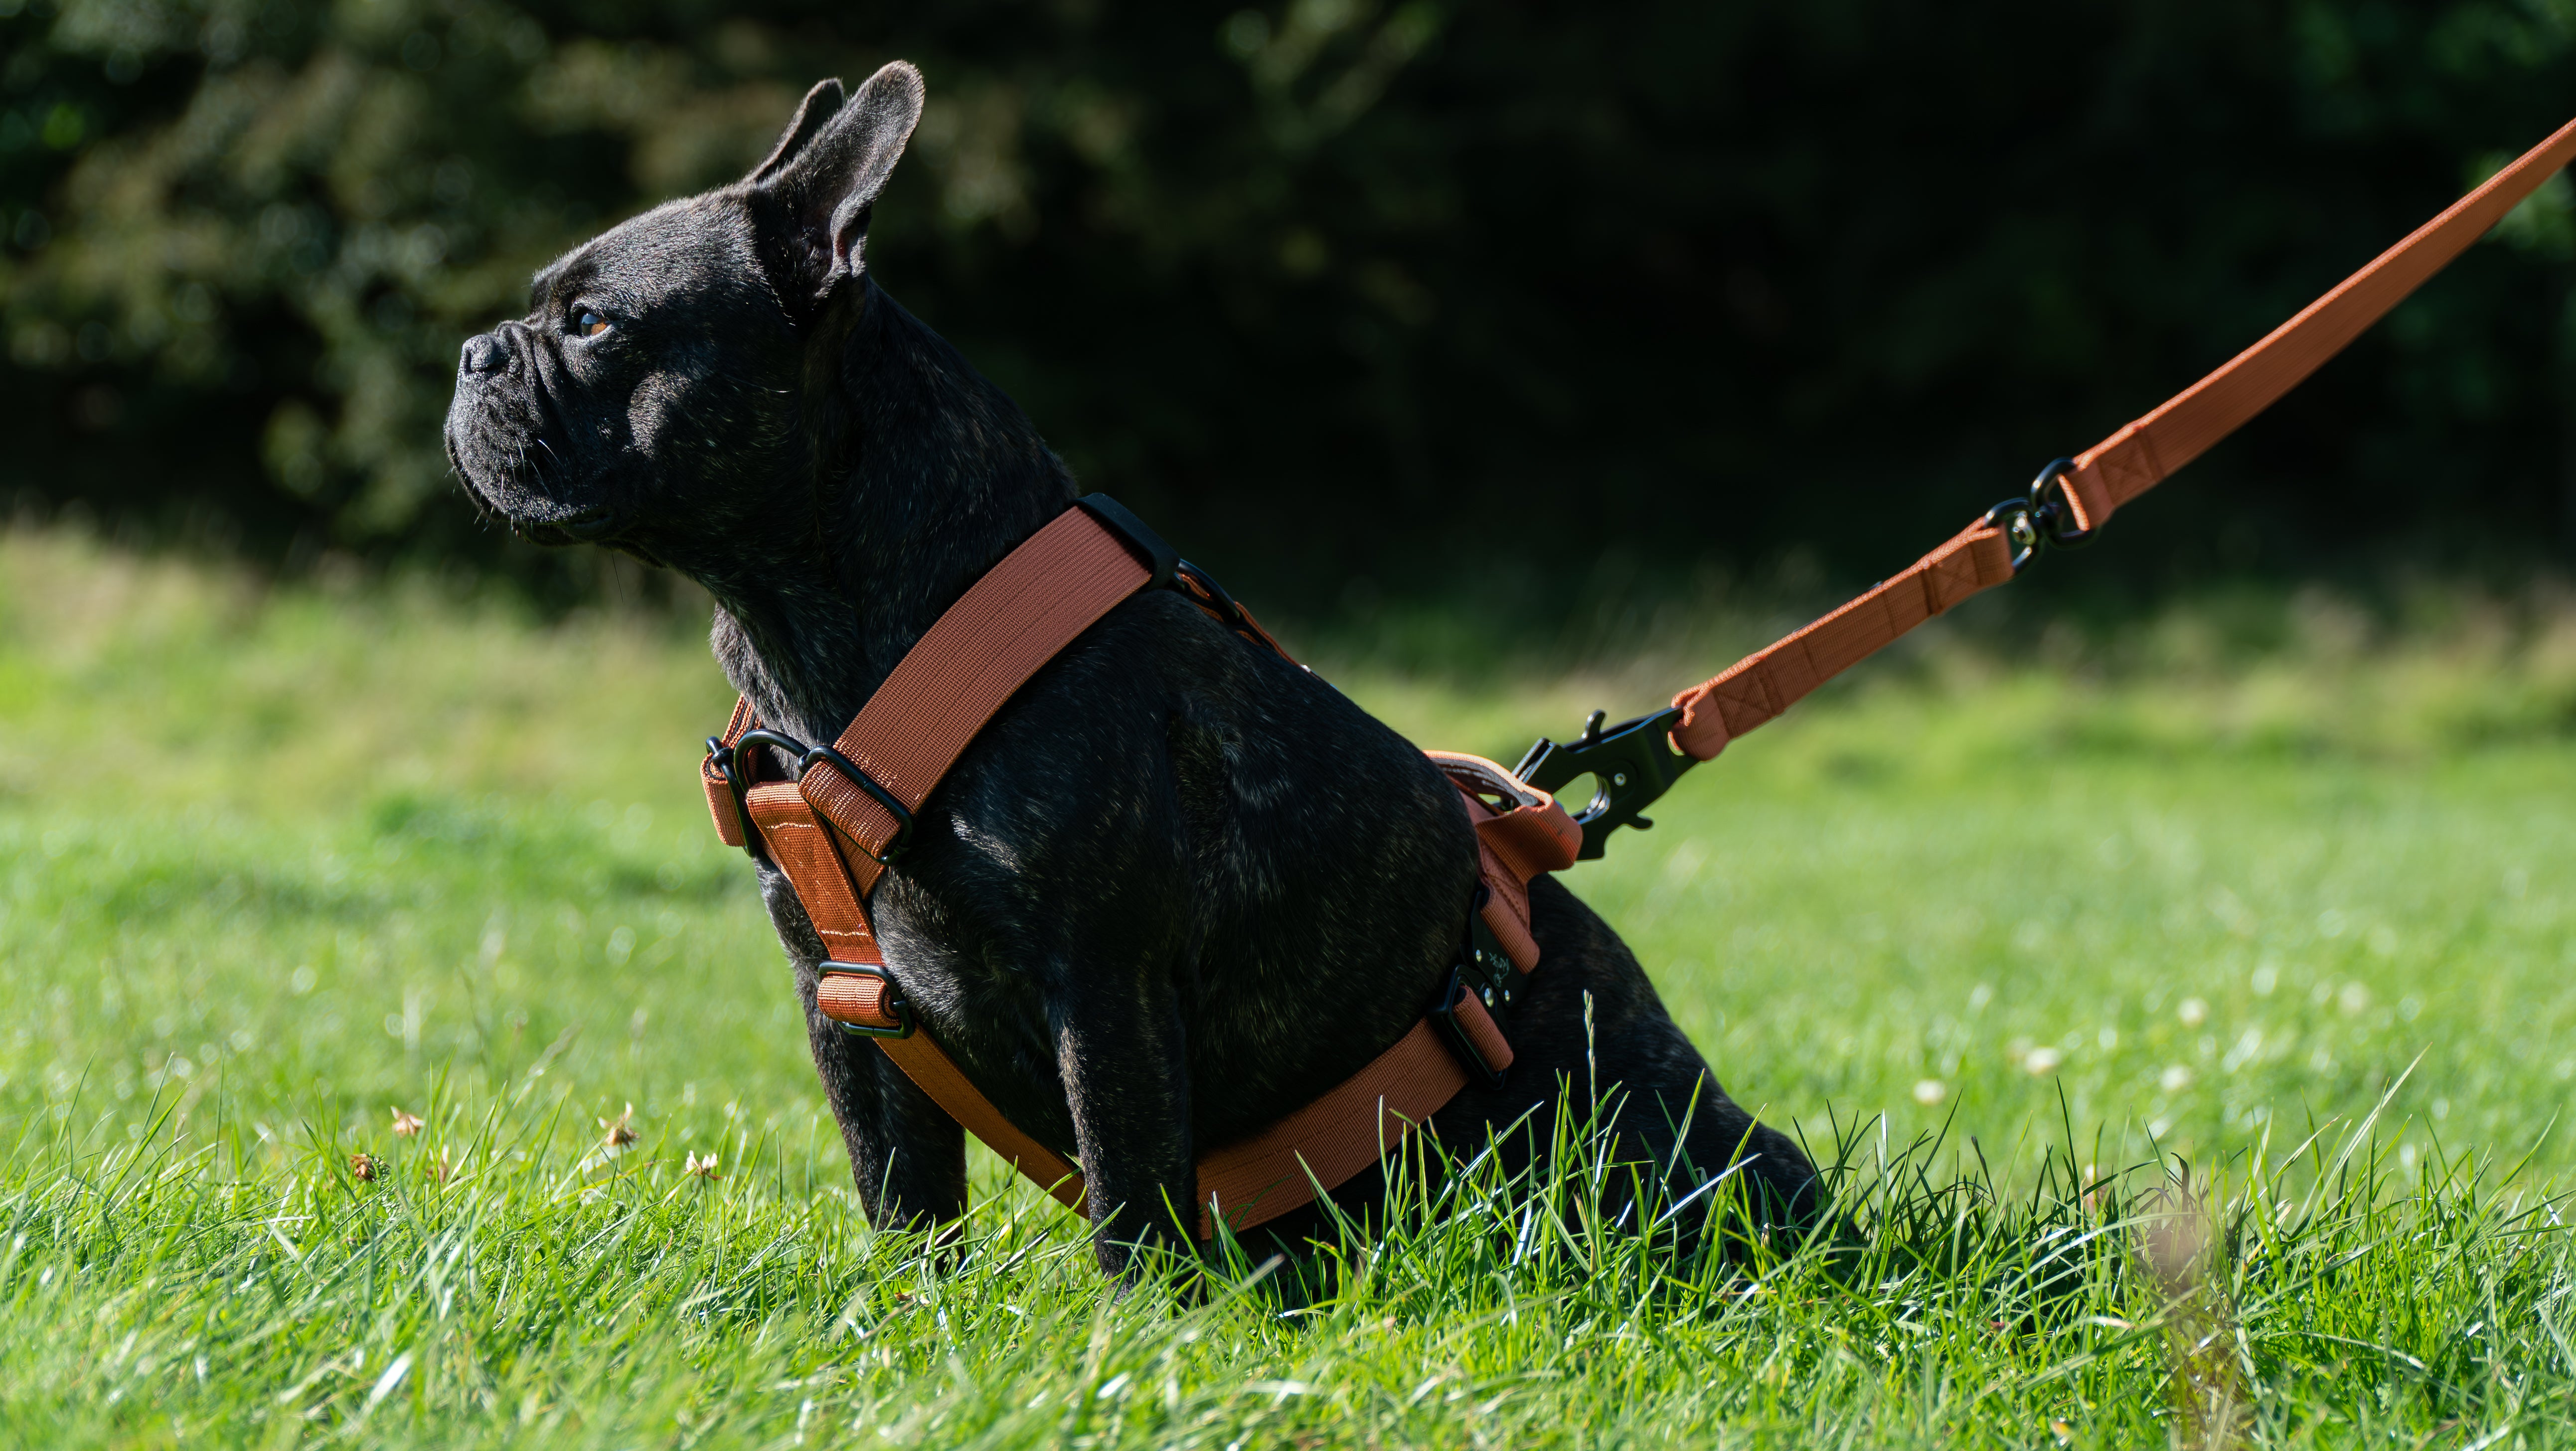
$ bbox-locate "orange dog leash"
[1522,113,2576,850]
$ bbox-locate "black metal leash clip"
[1513,705,1698,861]
[1983,456,2098,574]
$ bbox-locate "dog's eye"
[573,308,611,338]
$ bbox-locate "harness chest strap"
[700,502,1578,1235]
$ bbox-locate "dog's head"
[443,63,924,554]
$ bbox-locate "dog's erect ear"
[754,62,924,290]
[747,79,848,185]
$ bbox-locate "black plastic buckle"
[1461,900,1515,1010]
[1429,965,1509,1091]
[1513,706,1698,861]
[1985,457,2098,575]
[1074,493,1178,590]
[718,727,913,869]
[820,962,915,1038]
[1429,894,1514,1090]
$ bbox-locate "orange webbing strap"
[1173,564,1296,660]
[1429,751,1584,970]
[702,696,757,848]
[798,507,1153,888]
[2062,114,2576,536]
[1669,521,2017,757]
[743,766,1093,1209]
[1667,114,2576,764]
[1193,1019,1466,1231]
[1194,762,1578,1235]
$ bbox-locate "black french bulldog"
[444,62,1818,1277]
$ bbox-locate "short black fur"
[444,64,1818,1278]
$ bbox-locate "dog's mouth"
[508,499,622,546]
[452,448,619,547]
[446,368,625,548]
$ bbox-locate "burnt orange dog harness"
[700,497,1579,1235]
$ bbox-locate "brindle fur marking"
[444,64,1818,1278]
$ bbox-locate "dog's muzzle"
[444,327,620,543]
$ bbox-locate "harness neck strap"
[797,504,1155,887]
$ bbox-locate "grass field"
[1,527,2573,1447]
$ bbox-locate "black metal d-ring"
[734,726,813,764]
[1985,456,2101,574]
[716,727,812,862]
[704,735,768,864]
[1983,496,2044,573]
[718,728,912,868]
[2026,456,2095,550]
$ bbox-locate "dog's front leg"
[1051,963,1198,1281]
[760,864,967,1232]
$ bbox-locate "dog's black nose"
[460,332,509,376]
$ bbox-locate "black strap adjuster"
[715,726,914,871]
[1429,891,1515,1091]
[797,743,913,866]
[820,962,915,1038]
[1074,493,1178,590]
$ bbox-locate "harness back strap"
[1667,113,2576,762]
[702,504,1579,1235]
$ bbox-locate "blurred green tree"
[2,0,2573,604]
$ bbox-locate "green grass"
[1,527,2572,1448]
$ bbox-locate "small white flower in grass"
[2160,1065,2193,1093]
[1912,1079,1947,1106]
[2023,1046,2063,1076]
[2177,997,2209,1027]
[686,1152,722,1180]
[600,1103,637,1150]
[390,1108,424,1136]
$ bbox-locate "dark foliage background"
[4,0,2575,611]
